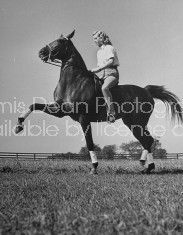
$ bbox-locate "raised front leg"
[15,102,64,134]
[79,115,98,174]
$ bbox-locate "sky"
[1,0,183,153]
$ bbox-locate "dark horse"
[15,30,183,174]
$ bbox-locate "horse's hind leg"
[131,125,155,173]
[123,116,155,173]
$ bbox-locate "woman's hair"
[93,30,112,45]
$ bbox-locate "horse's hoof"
[14,125,24,134]
[139,160,146,166]
[141,163,155,174]
[90,168,98,175]
[147,163,155,173]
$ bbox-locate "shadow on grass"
[124,169,183,175]
[0,164,92,175]
[0,166,70,174]
[1,166,183,175]
[154,168,183,175]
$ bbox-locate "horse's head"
[39,30,75,62]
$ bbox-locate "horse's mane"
[69,41,88,72]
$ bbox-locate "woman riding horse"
[91,30,120,124]
[15,30,183,174]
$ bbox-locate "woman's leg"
[102,75,118,115]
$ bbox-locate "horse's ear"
[66,30,75,39]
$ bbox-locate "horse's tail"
[144,85,183,123]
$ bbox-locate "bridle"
[41,38,87,72]
[43,38,69,68]
[44,44,61,67]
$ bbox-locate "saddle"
[88,71,118,97]
[93,74,104,96]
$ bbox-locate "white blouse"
[97,44,120,68]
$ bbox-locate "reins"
[43,57,86,72]
[43,58,71,70]
[44,59,62,67]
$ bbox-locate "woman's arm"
[91,58,114,73]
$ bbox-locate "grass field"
[0,159,183,235]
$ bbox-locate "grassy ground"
[0,159,183,235]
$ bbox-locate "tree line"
[59,137,167,158]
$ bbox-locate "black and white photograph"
[0,0,183,234]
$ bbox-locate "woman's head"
[93,30,112,47]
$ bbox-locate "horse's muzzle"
[38,47,49,62]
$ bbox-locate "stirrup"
[107,113,116,124]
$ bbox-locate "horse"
[15,30,183,174]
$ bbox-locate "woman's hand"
[91,58,114,73]
[91,67,101,73]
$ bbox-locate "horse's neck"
[66,46,87,71]
[56,44,92,102]
[59,45,88,85]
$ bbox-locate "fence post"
[177,154,178,159]
[34,154,36,161]
[16,153,18,160]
